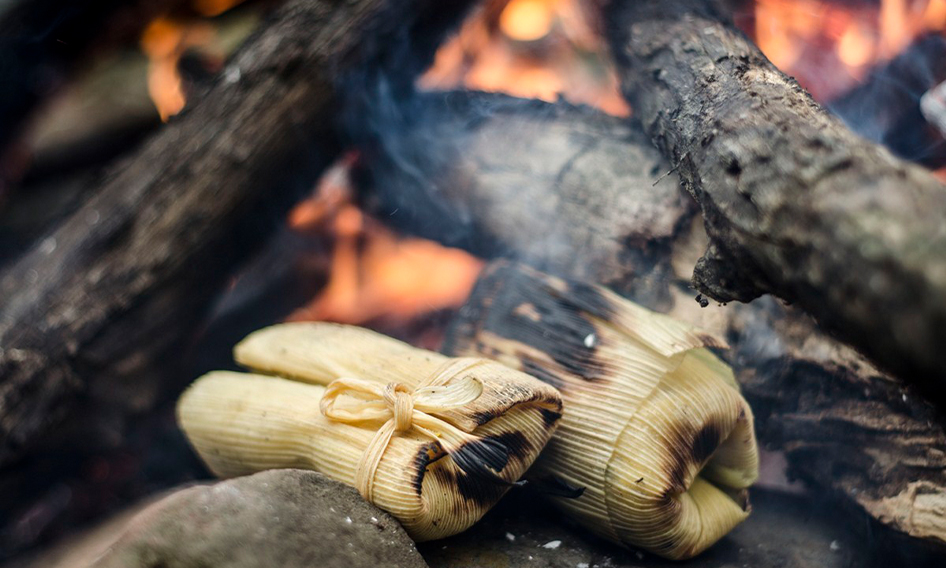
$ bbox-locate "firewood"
[352,90,946,546]
[604,0,946,401]
[0,0,475,469]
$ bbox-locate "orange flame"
[754,0,946,101]
[286,157,484,327]
[499,0,555,42]
[420,0,630,117]
[140,18,215,121]
[140,1,247,121]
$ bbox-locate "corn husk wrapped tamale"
[443,262,760,560]
[177,323,563,541]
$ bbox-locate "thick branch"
[604,0,946,397]
[354,90,946,546]
[0,0,472,466]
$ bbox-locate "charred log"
[351,90,946,546]
[604,0,946,400]
[0,0,473,468]
[352,90,689,309]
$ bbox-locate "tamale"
[443,262,760,560]
[177,322,563,541]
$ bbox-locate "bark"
[0,0,473,467]
[604,0,946,400]
[352,90,946,546]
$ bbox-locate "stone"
[16,469,428,568]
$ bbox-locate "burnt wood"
[0,0,473,468]
[350,90,946,546]
[604,0,946,399]
[352,90,690,310]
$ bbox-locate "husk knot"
[320,358,489,502]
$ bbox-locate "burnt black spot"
[521,356,569,391]
[664,446,691,497]
[451,436,510,481]
[566,282,618,321]
[412,448,429,495]
[692,422,722,464]
[454,469,509,509]
[490,431,532,462]
[528,474,586,499]
[411,441,444,495]
[478,269,612,382]
[540,408,562,429]
[471,408,500,426]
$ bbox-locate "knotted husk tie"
[177,323,563,541]
[319,358,490,503]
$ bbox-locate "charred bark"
[352,90,946,546]
[604,0,946,400]
[0,0,473,467]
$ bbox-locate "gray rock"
[88,469,427,568]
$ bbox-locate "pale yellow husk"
[454,280,760,560]
[177,323,562,541]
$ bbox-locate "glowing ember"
[286,158,484,327]
[752,0,946,101]
[420,0,630,117]
[140,18,215,121]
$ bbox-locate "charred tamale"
[444,262,760,560]
[177,323,563,541]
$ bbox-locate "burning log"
[353,90,688,308]
[353,90,946,546]
[604,0,946,399]
[0,0,475,469]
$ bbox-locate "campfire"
[1,0,945,566]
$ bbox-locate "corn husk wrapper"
[177,323,563,541]
[444,263,761,560]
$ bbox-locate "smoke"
[829,33,946,167]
